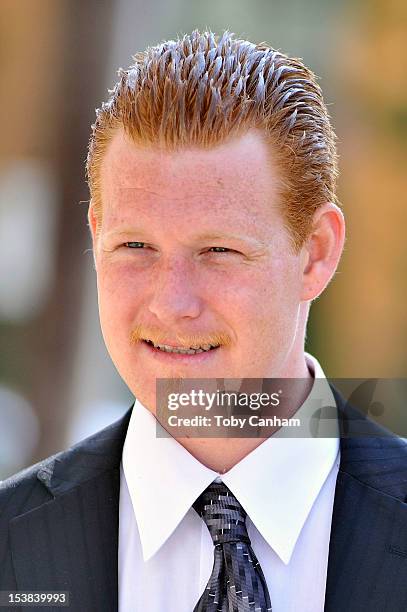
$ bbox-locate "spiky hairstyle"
[86,30,339,251]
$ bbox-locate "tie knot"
[193,482,251,545]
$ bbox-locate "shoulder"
[331,384,407,502]
[0,453,58,535]
[0,406,133,520]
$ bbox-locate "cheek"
[96,263,147,328]
[234,264,301,337]
[244,260,299,309]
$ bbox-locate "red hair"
[86,30,339,251]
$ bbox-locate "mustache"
[130,324,232,347]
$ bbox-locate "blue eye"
[125,242,145,248]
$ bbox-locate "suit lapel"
[324,387,407,611]
[9,408,132,612]
[8,394,407,611]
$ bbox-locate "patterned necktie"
[192,482,272,612]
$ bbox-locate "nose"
[147,256,202,324]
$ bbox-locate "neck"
[170,353,313,474]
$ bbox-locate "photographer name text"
[167,415,300,428]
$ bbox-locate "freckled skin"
[89,128,345,471]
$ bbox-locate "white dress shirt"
[118,353,340,612]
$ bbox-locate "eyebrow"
[103,228,149,241]
[193,232,265,248]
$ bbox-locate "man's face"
[91,128,308,411]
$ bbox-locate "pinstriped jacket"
[1,386,406,612]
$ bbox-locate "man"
[1,30,406,612]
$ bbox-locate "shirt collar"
[122,352,339,564]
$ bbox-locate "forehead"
[99,128,284,232]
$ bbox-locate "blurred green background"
[1,0,406,478]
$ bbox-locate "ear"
[87,202,99,268]
[300,202,346,302]
[88,201,99,243]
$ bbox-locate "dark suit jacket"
[1,387,406,612]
